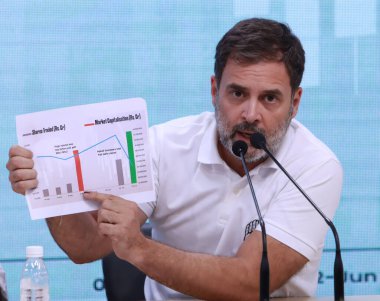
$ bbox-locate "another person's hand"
[83,191,147,261]
[6,145,38,195]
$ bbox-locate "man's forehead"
[220,60,291,90]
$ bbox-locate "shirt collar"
[198,115,225,165]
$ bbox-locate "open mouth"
[237,131,254,139]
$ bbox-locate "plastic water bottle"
[20,246,49,301]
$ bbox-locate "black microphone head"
[232,140,248,156]
[250,132,267,150]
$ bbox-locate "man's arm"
[45,213,112,263]
[87,191,307,301]
[45,207,148,263]
[136,231,307,301]
[6,145,147,263]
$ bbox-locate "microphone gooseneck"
[250,133,344,301]
[232,140,270,301]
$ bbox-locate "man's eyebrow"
[226,83,249,92]
[262,89,283,96]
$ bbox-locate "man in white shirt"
[7,18,343,300]
[141,112,341,300]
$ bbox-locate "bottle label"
[20,288,32,301]
[20,287,49,301]
[35,287,49,300]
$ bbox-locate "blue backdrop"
[0,1,379,300]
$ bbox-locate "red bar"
[84,123,95,127]
[73,150,84,192]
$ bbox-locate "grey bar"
[67,183,73,193]
[56,187,62,195]
[116,159,125,186]
[43,189,49,197]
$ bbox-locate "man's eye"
[232,90,243,98]
[265,95,276,102]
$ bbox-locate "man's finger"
[98,222,118,237]
[12,179,38,195]
[83,191,113,203]
[6,156,34,171]
[9,145,33,159]
[97,208,118,224]
[9,169,37,183]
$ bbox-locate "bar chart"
[16,98,155,219]
[34,131,145,203]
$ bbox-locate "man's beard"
[215,101,293,164]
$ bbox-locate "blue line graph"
[36,134,129,160]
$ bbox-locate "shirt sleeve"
[264,158,343,260]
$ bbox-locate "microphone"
[232,140,270,301]
[250,133,344,301]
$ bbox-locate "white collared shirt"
[139,112,343,300]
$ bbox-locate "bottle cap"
[26,246,43,258]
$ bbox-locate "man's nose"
[242,99,261,123]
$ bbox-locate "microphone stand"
[233,141,270,301]
[251,133,344,301]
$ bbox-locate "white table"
[169,296,380,301]
[275,296,380,301]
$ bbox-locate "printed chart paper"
[16,98,154,220]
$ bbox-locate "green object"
[126,131,137,184]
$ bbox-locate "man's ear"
[211,75,218,107]
[291,87,302,118]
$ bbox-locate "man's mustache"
[230,123,265,138]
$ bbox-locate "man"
[7,18,343,300]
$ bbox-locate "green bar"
[126,131,137,184]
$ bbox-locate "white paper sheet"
[16,98,155,220]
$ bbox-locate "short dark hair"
[214,18,305,93]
